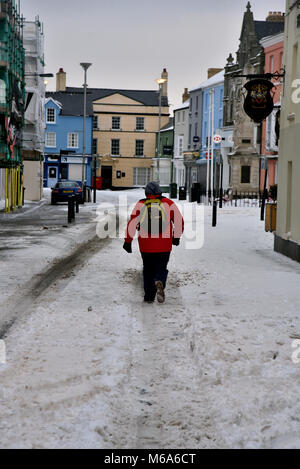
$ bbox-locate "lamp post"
[80,62,92,202]
[155,77,167,182]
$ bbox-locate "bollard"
[76,199,79,214]
[212,200,217,227]
[68,195,76,223]
[219,188,223,209]
[68,197,73,223]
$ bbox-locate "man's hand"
[123,242,132,253]
[172,238,180,247]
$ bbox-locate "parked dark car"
[51,181,83,205]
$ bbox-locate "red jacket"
[125,195,184,253]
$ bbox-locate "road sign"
[213,134,222,144]
[193,136,200,143]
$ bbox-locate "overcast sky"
[22,0,286,111]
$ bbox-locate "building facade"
[0,0,25,211]
[260,32,284,192]
[23,17,45,201]
[183,69,224,195]
[275,0,300,262]
[173,91,189,188]
[223,2,284,192]
[44,77,93,188]
[92,70,169,189]
[156,117,174,192]
[200,70,225,193]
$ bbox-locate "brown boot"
[155,281,165,304]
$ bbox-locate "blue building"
[198,71,224,195]
[201,72,224,159]
[185,69,224,194]
[44,90,93,188]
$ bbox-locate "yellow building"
[91,69,169,189]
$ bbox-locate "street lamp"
[155,77,167,182]
[80,62,92,202]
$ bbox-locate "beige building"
[92,69,169,189]
[275,0,300,262]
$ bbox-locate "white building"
[23,18,46,201]
[173,93,189,187]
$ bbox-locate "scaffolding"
[0,0,25,211]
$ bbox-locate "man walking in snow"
[123,182,184,304]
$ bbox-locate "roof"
[160,118,174,132]
[260,31,284,48]
[190,70,224,93]
[46,91,94,117]
[254,20,285,41]
[173,100,189,112]
[65,87,169,107]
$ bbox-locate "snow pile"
[0,194,300,448]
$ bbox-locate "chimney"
[56,67,66,92]
[182,88,190,103]
[161,68,168,97]
[207,68,223,79]
[266,11,285,22]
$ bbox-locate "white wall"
[23,161,43,201]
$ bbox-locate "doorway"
[48,166,58,188]
[101,166,113,189]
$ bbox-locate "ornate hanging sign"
[243,79,275,123]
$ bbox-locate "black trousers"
[141,252,171,302]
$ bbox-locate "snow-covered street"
[1,193,300,449]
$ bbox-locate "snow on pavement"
[0,199,300,448]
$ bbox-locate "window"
[195,122,198,137]
[92,138,98,155]
[188,124,192,145]
[136,117,145,131]
[270,55,274,74]
[68,133,79,148]
[46,108,56,123]
[133,167,151,186]
[93,116,98,130]
[196,95,199,111]
[190,98,193,113]
[135,140,144,157]
[111,139,120,156]
[177,112,180,123]
[204,122,207,144]
[297,14,300,28]
[159,166,170,185]
[178,136,183,156]
[112,116,121,130]
[46,132,56,147]
[182,111,185,122]
[241,166,251,184]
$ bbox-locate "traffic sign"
[213,134,222,144]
